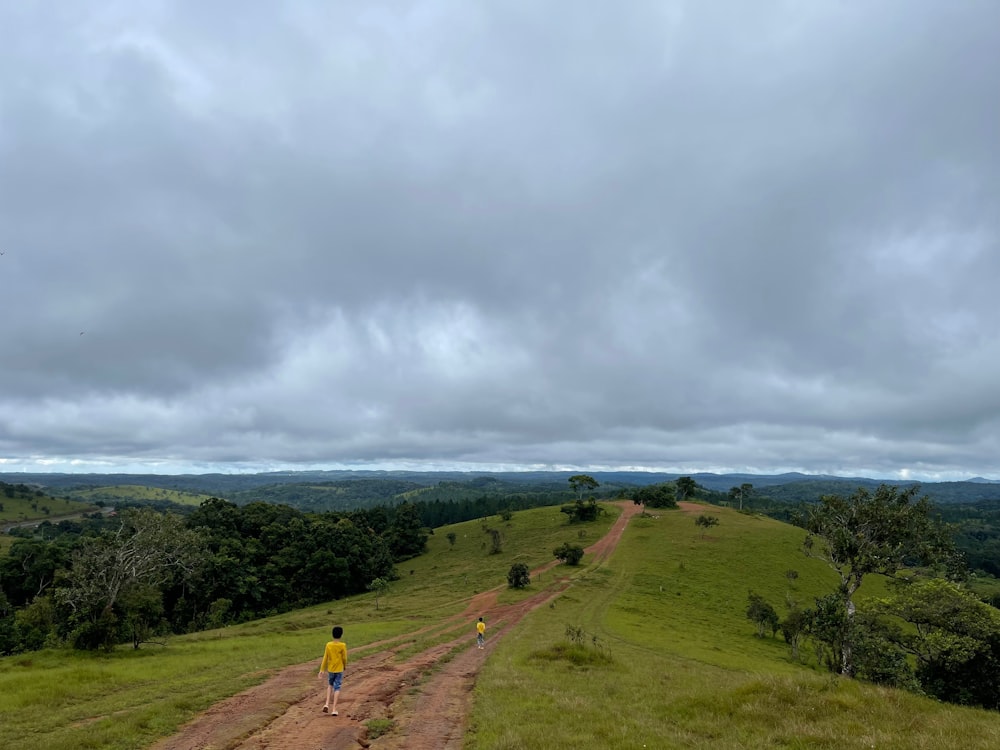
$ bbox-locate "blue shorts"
[327,671,343,690]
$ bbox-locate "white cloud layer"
[2,1,999,479]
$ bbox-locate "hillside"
[8,469,1000,508]
[4,502,1000,748]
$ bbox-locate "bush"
[553,542,584,566]
[507,562,530,589]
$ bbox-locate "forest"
[4,472,1000,662]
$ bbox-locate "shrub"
[553,542,584,566]
[507,563,530,589]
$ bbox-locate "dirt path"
[150,501,642,750]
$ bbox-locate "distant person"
[476,617,486,649]
[318,625,348,716]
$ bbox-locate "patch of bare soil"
[149,501,642,750]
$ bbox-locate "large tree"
[55,508,205,650]
[675,476,699,503]
[568,474,599,500]
[803,484,956,675]
[728,483,753,511]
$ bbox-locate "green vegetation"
[0,503,617,750]
[71,484,213,507]
[0,498,431,654]
[507,563,531,589]
[366,717,396,739]
[4,497,1000,748]
[553,542,584,566]
[467,504,1000,749]
[0,482,94,525]
[0,603,413,750]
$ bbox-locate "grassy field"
[0,503,617,750]
[69,485,213,507]
[4,501,1000,749]
[0,493,95,526]
[467,503,1000,749]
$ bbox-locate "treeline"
[936,500,1000,579]
[0,498,427,655]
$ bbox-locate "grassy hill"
[0,482,95,527]
[3,503,1000,749]
[69,484,213,507]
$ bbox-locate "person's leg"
[324,680,332,711]
[330,672,343,715]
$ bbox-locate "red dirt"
[150,501,642,750]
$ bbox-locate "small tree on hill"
[781,605,812,661]
[695,514,719,538]
[747,591,779,638]
[486,528,503,555]
[507,563,530,589]
[368,577,390,610]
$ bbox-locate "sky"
[1,1,999,480]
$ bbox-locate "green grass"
[0,601,416,750]
[0,494,95,525]
[7,501,1000,749]
[467,504,1000,749]
[0,503,613,749]
[70,485,213,507]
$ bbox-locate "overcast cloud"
[2,1,999,479]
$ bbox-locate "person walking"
[318,625,348,716]
[476,617,486,649]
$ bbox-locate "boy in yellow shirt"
[318,626,347,716]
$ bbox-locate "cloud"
[1,1,999,479]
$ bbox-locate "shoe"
[332,711,339,716]
[322,705,329,713]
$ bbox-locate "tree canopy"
[803,484,957,675]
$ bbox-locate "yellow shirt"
[320,640,348,673]
[476,621,486,635]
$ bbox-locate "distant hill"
[5,469,1000,509]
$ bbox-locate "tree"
[728,483,753,511]
[875,578,1000,708]
[507,563,530,589]
[386,502,429,561]
[780,605,812,661]
[632,483,677,509]
[486,528,503,555]
[803,484,957,676]
[675,476,699,503]
[55,508,205,651]
[746,591,779,638]
[553,543,584,566]
[561,498,605,523]
[568,475,599,500]
[368,577,390,611]
[695,514,719,538]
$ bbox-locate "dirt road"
[151,500,642,750]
